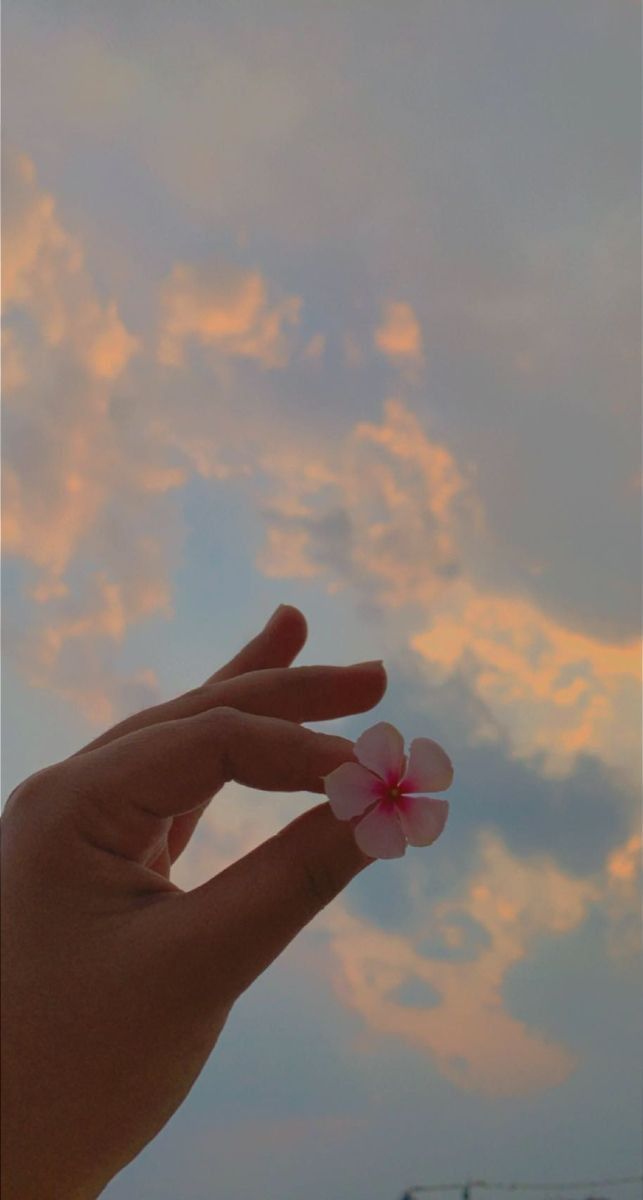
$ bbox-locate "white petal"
[397,796,449,847]
[323,762,384,819]
[400,737,453,794]
[353,802,407,859]
[354,722,405,785]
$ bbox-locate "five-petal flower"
[323,721,453,860]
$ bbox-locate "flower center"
[389,786,400,801]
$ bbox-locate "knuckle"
[210,704,241,732]
[2,764,59,817]
[1,763,83,865]
[183,683,210,705]
[299,857,341,915]
[208,705,242,779]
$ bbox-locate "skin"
[0,605,386,1199]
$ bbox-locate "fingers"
[68,707,358,860]
[143,658,386,875]
[68,604,308,759]
[205,662,387,723]
[70,660,386,779]
[171,802,373,1007]
[206,604,308,683]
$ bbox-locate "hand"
[1,605,387,1199]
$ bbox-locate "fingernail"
[353,659,385,670]
[265,604,287,628]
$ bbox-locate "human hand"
[0,605,387,1199]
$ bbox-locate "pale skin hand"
[0,606,386,1200]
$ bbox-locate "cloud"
[1,150,184,719]
[11,564,173,726]
[375,301,424,366]
[158,262,301,369]
[2,148,140,378]
[1,149,308,724]
[176,785,632,1099]
[302,332,326,362]
[1,148,146,583]
[322,831,604,1096]
[257,397,477,606]
[3,149,638,797]
[603,831,642,965]
[1,326,28,392]
[412,583,641,780]
[255,398,641,781]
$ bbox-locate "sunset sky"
[2,2,642,1198]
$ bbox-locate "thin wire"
[404,1177,643,1195]
[474,1179,642,1191]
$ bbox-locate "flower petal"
[399,737,454,794]
[353,802,407,859]
[397,795,449,847]
[354,722,406,785]
[323,762,385,819]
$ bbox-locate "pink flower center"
[388,786,401,801]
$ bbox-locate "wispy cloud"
[321,830,631,1096]
[254,397,641,780]
[2,150,180,719]
[171,784,638,1098]
[412,585,641,780]
[2,149,139,378]
[4,149,639,787]
[257,398,477,605]
[158,261,301,369]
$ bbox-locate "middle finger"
[70,662,387,763]
[208,661,387,723]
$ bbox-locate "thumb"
[172,801,372,1006]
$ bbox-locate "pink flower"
[323,721,453,860]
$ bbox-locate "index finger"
[206,604,308,683]
[69,604,308,759]
[68,706,357,861]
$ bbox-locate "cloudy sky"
[2,2,641,1198]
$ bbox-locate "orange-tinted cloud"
[607,831,641,883]
[375,301,424,365]
[158,261,301,368]
[176,794,607,1097]
[412,583,641,779]
[1,150,182,719]
[1,149,147,585]
[255,398,640,780]
[603,830,642,964]
[257,398,477,604]
[323,831,599,1096]
[258,526,324,580]
[169,782,638,1099]
[12,565,173,726]
[2,149,139,377]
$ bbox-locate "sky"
[1,2,642,1198]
